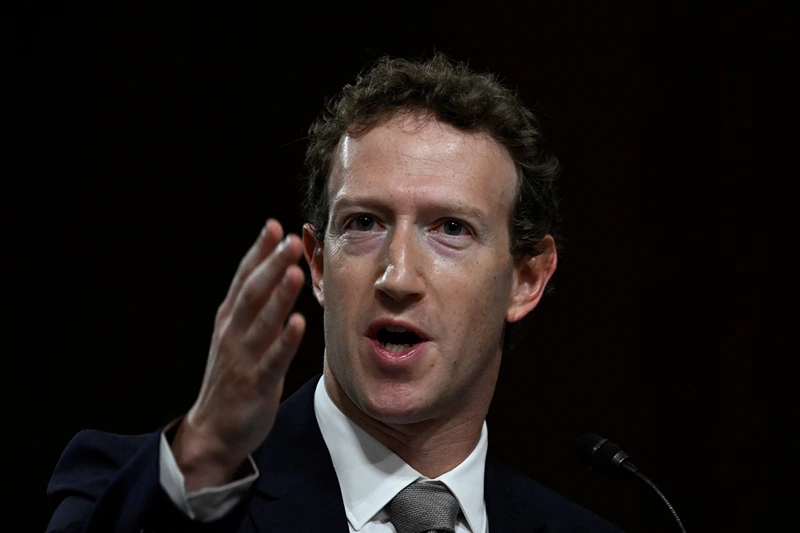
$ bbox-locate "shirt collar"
[314,377,487,532]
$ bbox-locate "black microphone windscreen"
[575,433,637,478]
[575,433,605,466]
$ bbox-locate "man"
[47,54,623,532]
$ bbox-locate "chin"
[358,380,437,425]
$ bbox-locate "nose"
[374,224,425,304]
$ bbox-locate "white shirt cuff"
[158,427,259,522]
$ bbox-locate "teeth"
[383,342,411,353]
[384,325,410,333]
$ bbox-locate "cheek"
[322,252,374,332]
[453,265,513,331]
[323,244,353,295]
[324,256,368,300]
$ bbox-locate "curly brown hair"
[302,53,561,261]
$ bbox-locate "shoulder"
[55,429,155,474]
[48,429,157,501]
[487,457,624,532]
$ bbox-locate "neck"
[323,363,494,478]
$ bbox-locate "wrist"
[171,417,247,493]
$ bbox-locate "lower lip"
[366,337,428,367]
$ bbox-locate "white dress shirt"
[159,378,489,532]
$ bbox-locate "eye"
[441,219,467,236]
[348,215,376,231]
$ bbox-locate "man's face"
[304,113,554,427]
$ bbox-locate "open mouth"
[376,326,422,353]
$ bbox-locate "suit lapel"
[247,376,349,533]
[485,454,548,533]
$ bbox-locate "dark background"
[6,3,787,532]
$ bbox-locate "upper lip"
[366,318,430,341]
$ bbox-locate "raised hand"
[171,219,306,492]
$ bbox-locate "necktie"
[387,481,461,533]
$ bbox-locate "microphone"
[575,433,687,533]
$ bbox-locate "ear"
[506,235,558,323]
[302,223,325,307]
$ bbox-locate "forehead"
[328,114,518,217]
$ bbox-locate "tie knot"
[387,481,460,533]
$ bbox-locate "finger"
[224,219,284,307]
[231,235,304,332]
[242,262,305,351]
[259,312,306,388]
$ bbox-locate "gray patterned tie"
[387,481,461,533]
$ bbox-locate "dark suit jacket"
[47,376,623,533]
